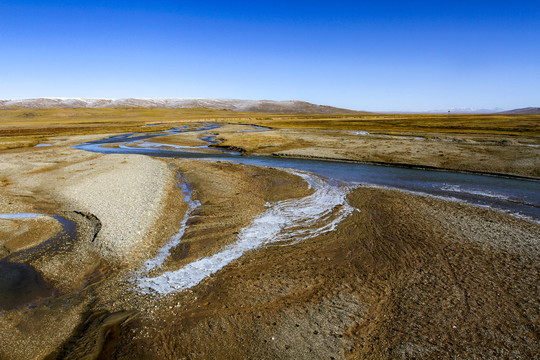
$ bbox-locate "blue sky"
[1,1,539,111]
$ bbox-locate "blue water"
[74,124,540,221]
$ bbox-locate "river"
[74,123,540,222]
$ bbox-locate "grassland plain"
[1,108,539,177]
[0,108,539,359]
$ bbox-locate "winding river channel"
[75,123,540,222]
[1,123,539,306]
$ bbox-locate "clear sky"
[1,0,539,111]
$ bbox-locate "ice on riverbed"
[441,184,512,201]
[121,141,195,150]
[135,170,355,294]
[355,182,540,225]
[141,174,201,272]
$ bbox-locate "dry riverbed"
[0,129,538,359]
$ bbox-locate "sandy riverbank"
[0,140,183,358]
[210,126,540,179]
[0,141,314,358]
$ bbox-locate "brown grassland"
[2,108,538,177]
[1,108,539,148]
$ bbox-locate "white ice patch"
[0,213,44,219]
[238,125,272,133]
[441,184,511,201]
[140,176,201,272]
[399,136,425,140]
[354,131,370,135]
[122,140,213,151]
[121,141,193,150]
[34,143,52,147]
[135,170,355,294]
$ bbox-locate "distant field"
[250,114,540,135]
[0,108,538,149]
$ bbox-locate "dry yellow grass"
[216,132,313,154]
[248,114,540,135]
[0,108,538,150]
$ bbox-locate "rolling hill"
[0,98,363,114]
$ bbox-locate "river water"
[74,124,540,222]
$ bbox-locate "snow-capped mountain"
[0,98,361,114]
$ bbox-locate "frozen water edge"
[441,184,512,201]
[139,174,201,273]
[135,170,356,295]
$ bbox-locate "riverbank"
[201,125,540,179]
[79,165,540,359]
[0,140,182,358]
[0,142,314,358]
[2,109,538,178]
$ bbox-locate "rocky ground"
[0,127,538,359]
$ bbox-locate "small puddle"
[0,213,78,310]
[0,261,56,311]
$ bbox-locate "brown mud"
[97,188,539,359]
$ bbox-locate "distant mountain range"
[422,107,505,114]
[497,107,540,115]
[0,98,362,114]
[386,107,540,114]
[1,98,537,115]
